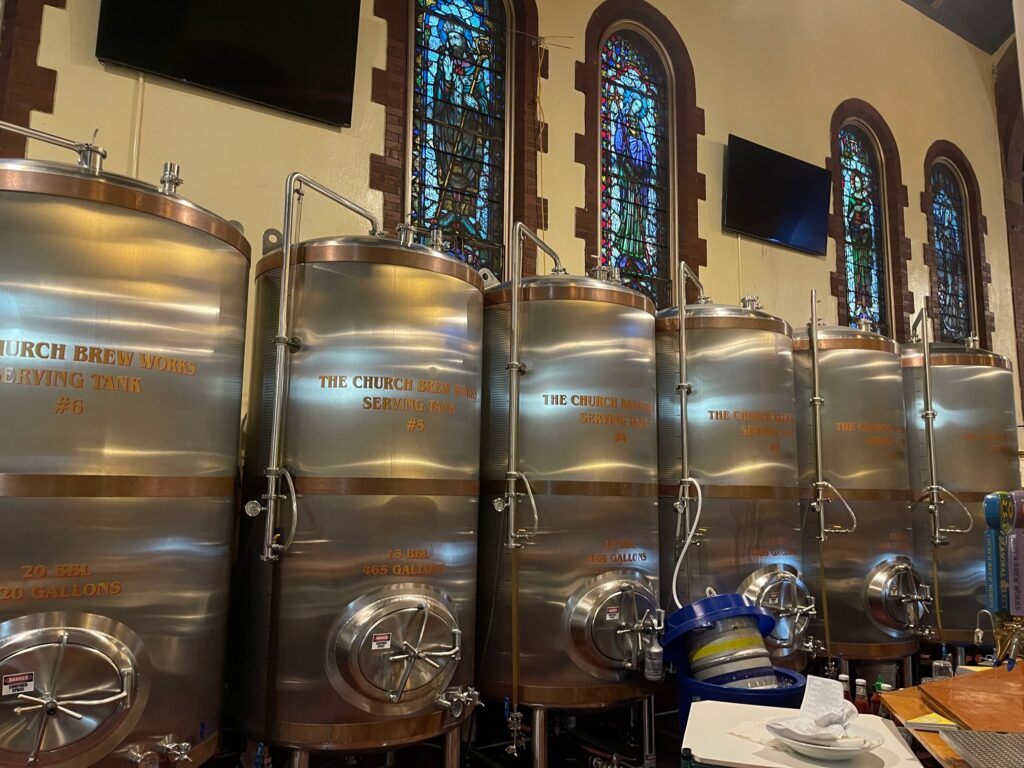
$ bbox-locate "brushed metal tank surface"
[477,276,660,709]
[793,328,920,656]
[0,159,248,767]
[902,343,1021,639]
[238,238,482,750]
[655,305,806,655]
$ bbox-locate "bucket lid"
[663,593,776,650]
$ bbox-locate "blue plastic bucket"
[676,667,806,732]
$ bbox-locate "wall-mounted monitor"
[96,0,361,127]
[723,134,832,256]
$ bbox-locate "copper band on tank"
[798,487,911,503]
[187,733,220,766]
[657,484,801,500]
[901,353,1011,370]
[294,476,479,496]
[792,337,897,353]
[484,285,656,315]
[828,639,919,660]
[0,474,234,497]
[271,710,461,751]
[924,628,985,645]
[912,490,990,503]
[481,681,654,709]
[483,480,656,497]
[655,316,792,336]
[0,168,251,260]
[254,243,485,290]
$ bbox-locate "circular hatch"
[568,575,659,676]
[737,564,813,657]
[0,614,147,768]
[864,557,928,637]
[327,589,461,717]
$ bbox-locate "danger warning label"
[2,672,34,697]
[371,632,392,651]
[605,606,621,621]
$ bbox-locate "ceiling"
[902,0,1014,54]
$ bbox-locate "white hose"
[671,478,703,609]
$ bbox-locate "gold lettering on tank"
[703,409,796,454]
[0,562,124,603]
[833,421,906,454]
[0,338,202,416]
[314,372,478,433]
[539,392,654,444]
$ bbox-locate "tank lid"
[900,342,1011,370]
[255,235,484,291]
[792,325,897,354]
[484,274,656,315]
[655,304,791,336]
[0,157,250,260]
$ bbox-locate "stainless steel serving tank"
[901,342,1021,644]
[656,304,812,659]
[0,140,248,765]
[237,225,483,752]
[477,274,661,708]
[793,326,927,661]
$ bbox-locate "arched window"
[410,0,508,275]
[599,30,672,307]
[838,124,889,335]
[929,162,972,343]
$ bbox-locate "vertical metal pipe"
[808,290,826,539]
[259,174,382,561]
[286,750,309,768]
[444,727,460,768]
[642,695,657,768]
[676,263,692,550]
[807,290,834,663]
[531,708,547,768]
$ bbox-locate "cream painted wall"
[26,0,1023,441]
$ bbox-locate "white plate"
[775,725,882,762]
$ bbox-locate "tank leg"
[287,750,310,768]
[384,752,397,767]
[642,695,657,768]
[444,727,460,768]
[532,708,547,768]
[901,655,915,687]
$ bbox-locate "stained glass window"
[930,163,972,343]
[838,125,888,335]
[600,31,672,308]
[412,0,507,275]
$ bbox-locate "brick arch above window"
[370,0,548,275]
[920,140,993,349]
[574,0,706,299]
[826,99,914,342]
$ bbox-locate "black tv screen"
[96,0,361,127]
[723,135,832,256]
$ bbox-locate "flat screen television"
[96,0,361,127]
[723,134,832,256]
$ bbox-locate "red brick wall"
[826,99,914,341]
[370,0,547,274]
[573,0,706,297]
[0,0,65,158]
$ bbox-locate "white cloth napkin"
[766,700,881,747]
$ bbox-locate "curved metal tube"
[0,119,106,173]
[259,172,382,561]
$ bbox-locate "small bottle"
[838,673,851,701]
[870,676,884,715]
[854,678,871,714]
[643,635,665,683]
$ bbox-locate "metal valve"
[505,709,527,756]
[159,162,183,195]
[436,686,480,721]
[158,742,193,765]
